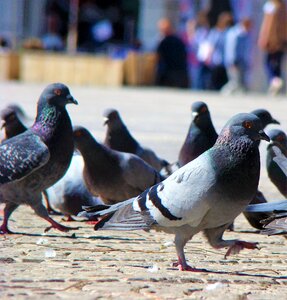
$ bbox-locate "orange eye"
[243,121,252,129]
[201,106,207,113]
[277,135,284,142]
[74,130,83,137]
[54,89,62,96]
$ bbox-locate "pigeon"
[0,83,78,234]
[0,103,62,215]
[103,108,172,174]
[245,200,287,235]
[177,101,218,167]
[0,106,27,142]
[229,109,279,230]
[273,145,287,176]
[46,154,102,220]
[74,126,165,205]
[266,129,287,197]
[81,113,269,271]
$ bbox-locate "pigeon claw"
[224,241,259,259]
[172,261,202,272]
[44,217,79,232]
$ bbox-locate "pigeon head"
[39,83,78,108]
[191,101,212,127]
[1,107,18,130]
[251,109,280,128]
[103,108,122,128]
[73,126,98,152]
[268,129,287,149]
[217,113,270,145]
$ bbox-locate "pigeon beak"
[0,120,6,130]
[192,112,199,122]
[66,94,78,105]
[103,117,109,126]
[258,130,270,142]
[271,118,280,125]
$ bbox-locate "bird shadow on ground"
[0,230,146,241]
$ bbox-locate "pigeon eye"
[9,114,16,121]
[201,106,207,113]
[243,121,252,129]
[74,130,82,137]
[277,135,284,142]
[54,89,62,96]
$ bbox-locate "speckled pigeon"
[103,108,172,174]
[0,83,78,234]
[266,129,287,197]
[0,105,62,215]
[46,154,102,220]
[177,101,218,167]
[245,200,287,235]
[74,126,164,205]
[81,113,269,271]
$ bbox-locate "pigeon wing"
[0,131,50,184]
[273,146,287,176]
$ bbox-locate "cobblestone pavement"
[0,81,287,299]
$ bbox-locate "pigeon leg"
[0,203,19,234]
[42,190,61,215]
[173,233,198,271]
[204,225,259,259]
[32,202,79,232]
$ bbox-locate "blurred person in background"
[183,11,210,89]
[221,18,252,94]
[258,0,287,95]
[155,18,189,88]
[197,11,233,90]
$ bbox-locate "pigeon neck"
[31,105,63,140]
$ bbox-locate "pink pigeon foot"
[224,241,259,259]
[44,217,79,232]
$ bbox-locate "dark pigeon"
[245,200,287,235]
[0,103,63,215]
[0,106,27,141]
[81,113,269,271]
[266,129,287,197]
[230,109,279,230]
[74,126,164,205]
[177,101,218,167]
[103,108,172,174]
[0,83,78,234]
[46,154,102,220]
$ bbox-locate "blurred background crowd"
[0,0,286,94]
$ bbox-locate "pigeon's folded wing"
[0,131,50,184]
[273,146,287,176]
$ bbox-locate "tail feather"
[245,200,287,213]
[95,202,151,231]
[260,212,287,235]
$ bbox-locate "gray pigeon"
[266,129,287,197]
[273,146,287,176]
[103,108,172,174]
[177,101,218,167]
[0,83,78,234]
[74,126,164,205]
[81,113,269,271]
[245,200,287,235]
[46,154,102,220]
